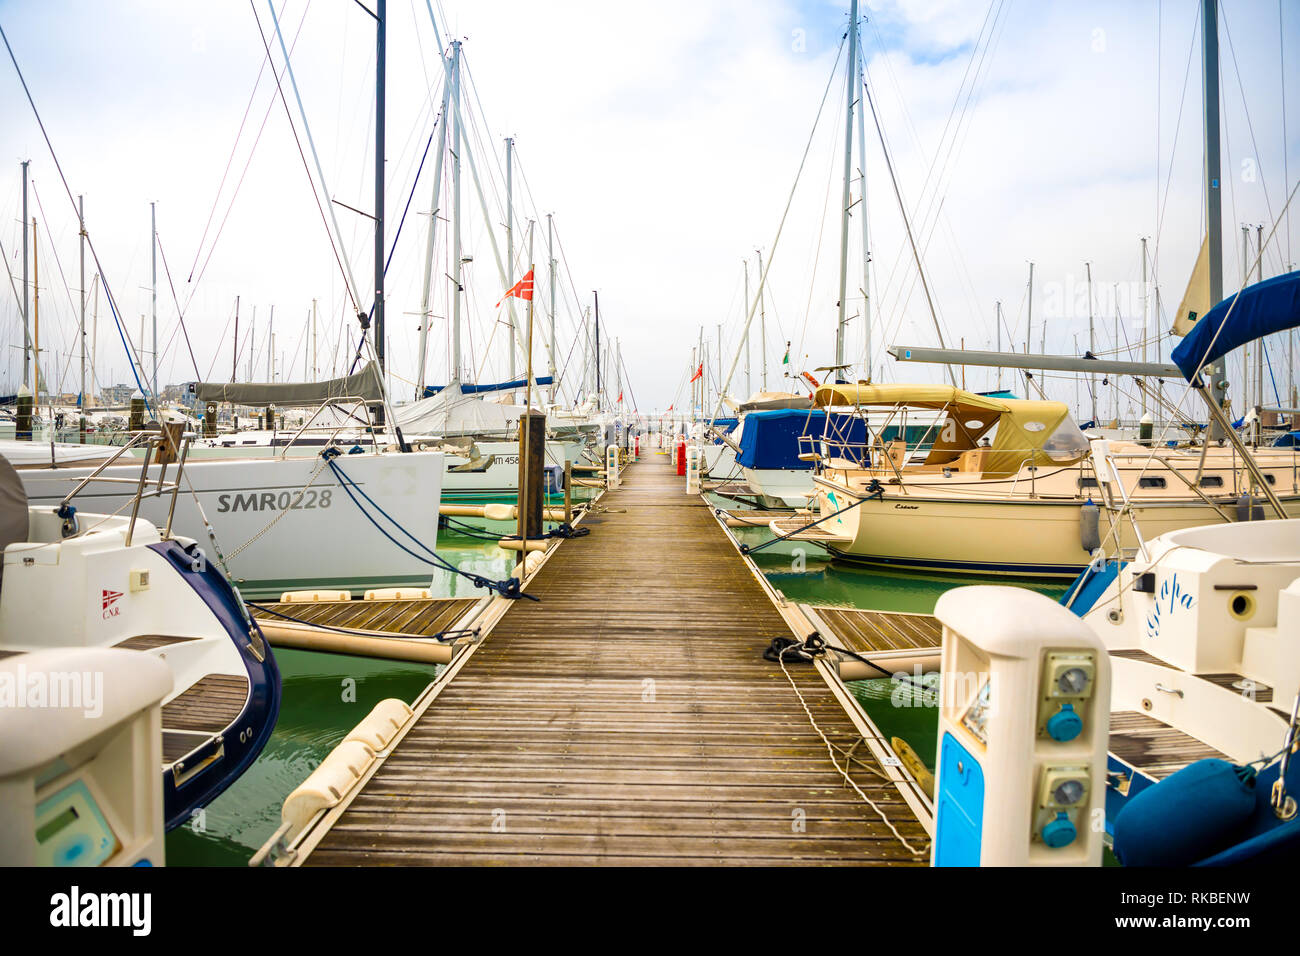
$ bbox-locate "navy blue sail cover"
[1172,271,1300,381]
[423,375,553,397]
[736,409,866,470]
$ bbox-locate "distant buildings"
[98,384,135,406]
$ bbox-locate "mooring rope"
[737,480,884,556]
[774,637,930,858]
[323,449,536,601]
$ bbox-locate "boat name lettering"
[215,489,334,513]
[894,503,919,510]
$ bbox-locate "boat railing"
[58,428,196,546]
[275,396,384,460]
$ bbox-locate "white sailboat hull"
[13,448,444,598]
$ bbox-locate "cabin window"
[1138,476,1167,489]
[1198,475,1223,488]
[1078,477,1100,489]
[1264,474,1276,485]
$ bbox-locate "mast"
[698,327,704,419]
[594,291,601,411]
[1256,223,1264,410]
[995,300,1003,392]
[547,213,557,403]
[742,258,750,396]
[450,40,463,383]
[716,323,723,402]
[373,0,386,421]
[312,298,318,381]
[248,306,255,382]
[32,217,38,415]
[505,137,516,398]
[1203,0,1227,419]
[1086,262,1097,422]
[231,296,240,383]
[1140,237,1148,417]
[527,218,534,405]
[20,160,29,389]
[78,195,86,436]
[834,0,859,376]
[854,22,872,379]
[757,248,768,390]
[267,305,275,381]
[1027,262,1036,391]
[416,64,451,398]
[150,201,157,401]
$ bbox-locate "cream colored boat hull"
[811,477,1300,577]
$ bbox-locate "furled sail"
[190,361,384,406]
[1172,236,1211,337]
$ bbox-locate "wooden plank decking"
[806,606,943,656]
[251,597,480,638]
[297,454,928,866]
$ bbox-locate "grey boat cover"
[394,382,529,438]
[191,361,384,407]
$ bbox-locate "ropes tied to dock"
[440,513,591,543]
[772,633,930,858]
[735,480,884,556]
[323,449,538,601]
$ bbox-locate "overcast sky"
[0,0,1295,416]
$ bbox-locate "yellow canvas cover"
[984,400,1079,477]
[813,383,1006,465]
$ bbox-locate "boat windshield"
[1042,415,1091,462]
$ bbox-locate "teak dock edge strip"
[282,479,609,863]
[702,500,936,834]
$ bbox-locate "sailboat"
[3,4,448,600]
[0,435,280,852]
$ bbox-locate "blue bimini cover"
[736,409,866,470]
[1172,271,1300,381]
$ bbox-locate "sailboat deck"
[292,455,929,866]
[1108,711,1230,779]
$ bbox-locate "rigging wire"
[0,20,157,416]
[252,0,362,316]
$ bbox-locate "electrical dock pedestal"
[931,586,1111,866]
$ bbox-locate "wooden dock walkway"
[287,454,931,865]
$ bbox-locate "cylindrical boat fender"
[1079,498,1101,553]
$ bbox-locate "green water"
[169,494,1066,865]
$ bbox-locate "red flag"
[666,404,673,412]
[618,390,623,403]
[689,362,703,383]
[495,269,535,307]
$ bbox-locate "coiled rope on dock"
[773,635,930,858]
